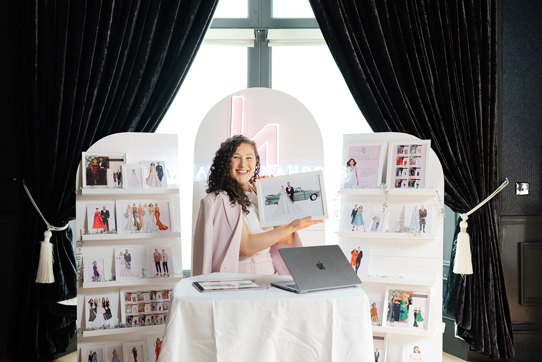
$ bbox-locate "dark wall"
[500,0,542,361]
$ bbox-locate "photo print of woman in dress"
[343,158,359,188]
[385,290,413,327]
[140,160,167,189]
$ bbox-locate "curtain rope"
[460,178,509,221]
[22,180,69,232]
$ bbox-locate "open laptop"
[271,245,361,293]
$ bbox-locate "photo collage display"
[80,336,165,362]
[122,289,172,328]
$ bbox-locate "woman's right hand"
[288,216,323,232]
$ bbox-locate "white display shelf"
[337,232,434,240]
[359,276,436,287]
[80,187,179,196]
[81,324,165,338]
[372,326,432,337]
[81,276,182,289]
[339,188,438,197]
[81,232,180,241]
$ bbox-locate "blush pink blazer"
[191,191,302,276]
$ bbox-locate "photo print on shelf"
[343,143,386,189]
[404,203,432,234]
[401,342,432,362]
[140,160,167,189]
[383,288,430,330]
[121,289,172,328]
[84,293,119,329]
[122,164,144,190]
[114,247,144,281]
[116,200,171,234]
[123,341,145,362]
[146,333,165,362]
[86,201,116,235]
[105,344,123,362]
[373,334,387,362]
[81,345,104,362]
[344,245,370,276]
[369,299,383,326]
[145,247,174,278]
[386,140,430,190]
[256,171,328,228]
[84,257,104,283]
[342,202,383,232]
[82,152,126,189]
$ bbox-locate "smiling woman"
[191,135,322,276]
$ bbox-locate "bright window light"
[272,0,315,18]
[214,0,248,18]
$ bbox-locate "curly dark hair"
[206,135,260,213]
[346,158,357,167]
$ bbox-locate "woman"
[370,302,379,324]
[88,298,97,322]
[192,135,321,275]
[353,205,366,232]
[124,204,136,232]
[117,251,135,277]
[132,346,138,362]
[275,185,300,216]
[350,249,359,270]
[343,158,359,188]
[141,204,156,233]
[154,203,169,230]
[92,260,101,281]
[409,345,423,362]
[399,292,410,321]
[128,168,141,186]
[146,162,162,188]
[92,207,106,231]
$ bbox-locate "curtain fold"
[309,0,513,358]
[12,0,217,359]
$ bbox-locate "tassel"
[35,230,55,283]
[453,216,473,275]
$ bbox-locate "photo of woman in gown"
[409,346,423,362]
[350,249,359,270]
[111,349,121,362]
[128,168,141,187]
[274,186,301,217]
[399,293,410,321]
[343,158,359,188]
[141,204,158,233]
[103,297,112,320]
[117,251,136,278]
[148,203,158,231]
[88,298,97,322]
[132,346,138,362]
[92,207,106,231]
[92,260,101,281]
[410,205,419,230]
[132,203,141,231]
[353,205,366,231]
[124,204,136,232]
[370,302,379,324]
[154,203,169,231]
[145,162,162,188]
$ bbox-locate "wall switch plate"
[516,182,529,195]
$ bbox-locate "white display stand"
[339,133,444,362]
[75,133,182,361]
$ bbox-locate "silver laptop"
[271,245,361,293]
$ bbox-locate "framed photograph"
[401,342,432,362]
[386,141,430,189]
[115,200,171,234]
[114,247,144,280]
[81,345,105,362]
[256,171,328,228]
[121,288,172,328]
[123,341,145,362]
[345,245,370,276]
[84,257,104,283]
[145,247,174,278]
[373,334,387,362]
[86,202,116,234]
[84,293,118,329]
[341,202,383,232]
[104,344,123,362]
[140,160,167,189]
[343,143,386,189]
[122,164,144,189]
[82,153,126,189]
[408,291,429,330]
[146,334,164,362]
[383,287,430,330]
[404,203,432,234]
[369,299,383,326]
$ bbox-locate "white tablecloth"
[158,273,374,362]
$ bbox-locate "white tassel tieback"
[453,215,473,275]
[36,230,55,283]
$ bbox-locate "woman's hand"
[287,216,323,233]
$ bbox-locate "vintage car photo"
[264,187,321,205]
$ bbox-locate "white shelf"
[372,325,432,337]
[80,187,179,196]
[81,324,165,338]
[339,188,438,197]
[81,276,182,289]
[359,276,436,287]
[81,232,180,241]
[337,232,434,240]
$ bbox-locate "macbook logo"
[316,261,325,270]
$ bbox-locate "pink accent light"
[229,95,279,166]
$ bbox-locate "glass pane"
[273,0,315,18]
[214,0,248,18]
[273,45,372,238]
[157,45,247,270]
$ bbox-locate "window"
[157,0,370,270]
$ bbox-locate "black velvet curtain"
[309,0,513,359]
[12,0,217,360]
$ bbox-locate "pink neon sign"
[229,95,279,166]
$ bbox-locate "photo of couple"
[86,203,116,234]
[82,153,126,189]
[404,204,431,234]
[140,160,167,189]
[342,203,383,233]
[115,247,143,280]
[257,171,327,228]
[145,247,173,278]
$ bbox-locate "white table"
[158,273,374,362]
